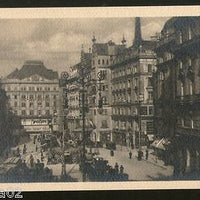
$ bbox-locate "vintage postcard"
[0,6,199,191]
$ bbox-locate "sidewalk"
[115,145,170,170]
[97,147,173,181]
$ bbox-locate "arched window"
[188,58,192,66]
[179,32,183,44]
[179,60,183,69]
[98,59,100,65]
[189,80,193,95]
[102,59,105,65]
[180,82,184,96]
[188,27,192,40]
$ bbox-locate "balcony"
[178,69,185,81]
[175,94,200,105]
[186,66,195,81]
[176,126,200,137]
[113,100,131,106]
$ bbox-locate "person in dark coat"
[129,151,132,159]
[145,149,149,160]
[30,154,34,168]
[23,144,27,154]
[114,162,119,174]
[120,165,124,174]
[41,150,44,162]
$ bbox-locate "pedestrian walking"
[30,154,34,168]
[41,151,44,162]
[129,151,132,159]
[23,144,27,154]
[120,165,124,174]
[114,162,119,174]
[16,147,20,157]
[145,149,149,160]
[110,150,114,156]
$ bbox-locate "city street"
[17,136,82,181]
[16,136,174,181]
[97,147,174,181]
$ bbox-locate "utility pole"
[81,74,86,182]
[60,72,69,179]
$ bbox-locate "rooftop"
[6,60,58,80]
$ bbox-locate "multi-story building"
[67,51,93,140]
[110,18,157,148]
[67,62,82,139]
[1,60,60,134]
[88,37,125,145]
[154,17,200,175]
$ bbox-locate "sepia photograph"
[0,7,199,190]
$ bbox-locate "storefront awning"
[151,138,171,150]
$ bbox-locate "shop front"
[151,137,172,165]
[113,129,127,146]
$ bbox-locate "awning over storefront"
[151,138,171,150]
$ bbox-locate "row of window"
[14,109,56,116]
[113,77,153,90]
[112,106,154,116]
[113,120,153,132]
[94,59,110,66]
[17,101,57,107]
[177,117,200,129]
[162,27,192,44]
[89,96,108,105]
[113,91,153,102]
[5,86,58,92]
[7,94,58,101]
[112,64,153,79]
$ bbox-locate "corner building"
[88,38,125,145]
[154,17,200,175]
[110,18,157,148]
[1,61,60,134]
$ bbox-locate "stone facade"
[110,18,157,148]
[154,17,200,175]
[1,60,60,134]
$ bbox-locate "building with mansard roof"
[1,60,60,134]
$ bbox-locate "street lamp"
[76,66,105,182]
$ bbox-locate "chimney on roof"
[133,17,142,47]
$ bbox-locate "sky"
[0,17,169,77]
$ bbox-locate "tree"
[0,81,21,156]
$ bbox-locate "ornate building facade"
[88,38,125,145]
[110,18,157,148]
[154,17,200,175]
[1,60,60,134]
[67,51,93,140]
